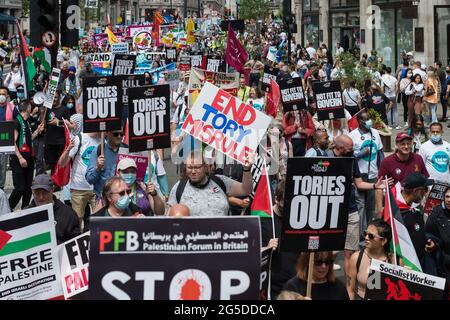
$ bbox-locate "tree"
[238,0,270,21]
[22,0,30,18]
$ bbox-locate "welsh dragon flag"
[250,161,272,218]
[383,182,422,272]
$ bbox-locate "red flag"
[348,109,364,132]
[225,23,248,73]
[266,79,280,118]
[52,120,71,187]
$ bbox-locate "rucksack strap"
[210,175,227,195]
[175,175,226,204]
[356,249,364,275]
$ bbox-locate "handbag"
[425,85,435,97]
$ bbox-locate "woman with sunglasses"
[347,219,392,300]
[282,251,349,300]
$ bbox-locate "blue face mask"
[66,103,74,109]
[115,195,130,211]
[365,119,373,130]
[17,93,25,100]
[431,134,442,144]
[122,173,136,186]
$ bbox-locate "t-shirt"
[306,47,317,59]
[343,88,361,107]
[282,277,349,300]
[378,153,429,186]
[69,133,100,190]
[348,128,383,179]
[246,98,264,112]
[368,93,390,123]
[14,115,32,157]
[45,106,71,145]
[381,74,398,98]
[168,175,234,216]
[419,140,450,183]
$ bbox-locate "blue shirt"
[85,141,119,197]
[0,105,6,121]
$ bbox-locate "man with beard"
[62,66,81,99]
[305,129,331,157]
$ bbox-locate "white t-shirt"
[306,47,317,59]
[419,140,450,183]
[343,88,361,106]
[335,47,344,56]
[348,128,383,179]
[381,74,398,98]
[69,133,100,190]
[413,68,427,83]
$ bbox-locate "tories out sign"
[88,217,261,300]
[112,54,136,75]
[281,157,353,252]
[83,76,123,133]
[128,85,171,152]
[182,82,272,165]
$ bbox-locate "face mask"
[13,67,19,73]
[66,103,74,109]
[431,134,442,143]
[407,73,412,77]
[17,93,25,100]
[115,195,130,211]
[0,95,7,104]
[122,173,136,186]
[365,119,373,130]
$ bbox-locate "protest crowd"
[1,11,450,301]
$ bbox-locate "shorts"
[345,212,360,251]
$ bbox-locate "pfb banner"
[424,182,449,215]
[128,85,171,152]
[259,248,272,300]
[182,82,272,165]
[136,52,166,68]
[88,217,261,299]
[262,65,279,93]
[58,232,90,299]
[365,259,446,300]
[112,54,136,75]
[313,80,345,121]
[188,67,240,108]
[83,76,123,133]
[280,78,307,113]
[0,204,63,300]
[281,157,353,252]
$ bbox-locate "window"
[303,0,319,11]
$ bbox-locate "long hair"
[296,251,336,283]
[368,219,392,257]
[102,176,124,208]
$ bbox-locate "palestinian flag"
[33,47,51,73]
[250,162,272,218]
[383,182,422,272]
[16,22,36,97]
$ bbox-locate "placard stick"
[306,252,315,298]
[148,150,153,181]
[101,132,105,156]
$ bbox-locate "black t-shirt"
[400,208,426,263]
[14,115,32,157]
[368,93,390,123]
[282,277,349,300]
[349,159,360,213]
[45,105,71,145]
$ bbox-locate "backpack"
[175,175,226,204]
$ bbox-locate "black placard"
[165,48,177,64]
[281,157,353,252]
[279,78,307,112]
[220,20,245,31]
[112,54,137,75]
[206,56,225,73]
[128,84,171,152]
[0,121,15,153]
[83,76,123,133]
[88,217,261,300]
[190,53,203,69]
[313,80,345,121]
[261,65,279,93]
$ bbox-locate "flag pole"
[306,252,315,298]
[264,158,275,239]
[385,176,398,266]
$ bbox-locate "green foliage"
[239,0,270,21]
[335,52,374,93]
[22,0,29,17]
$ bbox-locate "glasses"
[314,259,334,267]
[186,165,204,171]
[363,231,385,241]
[112,132,124,137]
[111,190,127,197]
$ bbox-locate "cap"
[403,172,434,190]
[117,158,137,171]
[32,92,46,105]
[31,174,54,191]
[395,132,413,143]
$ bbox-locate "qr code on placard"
[308,236,320,250]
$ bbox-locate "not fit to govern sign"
[313,80,345,121]
[83,76,123,133]
[128,84,171,152]
[182,82,272,165]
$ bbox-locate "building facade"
[0,0,22,36]
[296,0,450,68]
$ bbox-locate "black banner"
[259,248,272,300]
[279,78,307,113]
[220,20,245,31]
[190,53,203,69]
[165,48,177,65]
[88,217,261,300]
[128,84,171,152]
[424,182,450,215]
[206,56,225,73]
[0,121,15,153]
[112,54,137,75]
[281,157,353,252]
[365,260,446,300]
[313,80,345,121]
[83,76,123,133]
[261,65,279,93]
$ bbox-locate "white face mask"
[0,95,6,104]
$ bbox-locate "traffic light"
[30,0,59,47]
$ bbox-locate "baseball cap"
[395,132,413,143]
[403,173,434,190]
[31,174,54,191]
[117,158,137,171]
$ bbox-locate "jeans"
[0,153,8,189]
[387,97,399,127]
[429,103,438,123]
[355,177,376,237]
[441,95,448,119]
[8,155,34,210]
[402,93,409,124]
[33,136,46,175]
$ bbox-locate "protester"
[424,71,439,124]
[246,86,265,112]
[282,110,315,157]
[0,188,10,214]
[28,174,80,244]
[407,114,428,153]
[405,74,425,127]
[305,130,330,157]
[3,62,23,100]
[399,68,413,127]
[167,204,190,217]
[381,67,399,129]
[0,86,14,189]
[342,80,361,116]
[62,66,81,99]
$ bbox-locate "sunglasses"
[363,231,385,241]
[112,132,124,137]
[314,259,334,267]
